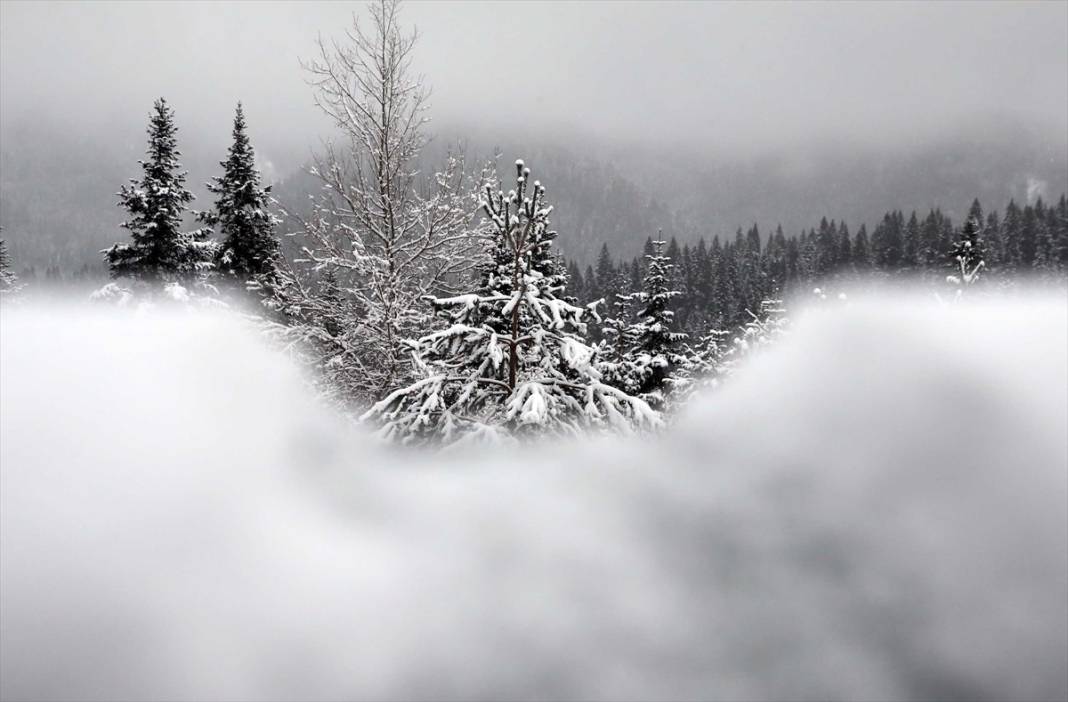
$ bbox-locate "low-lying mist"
[1,291,1065,701]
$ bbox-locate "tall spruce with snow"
[948,212,985,286]
[624,239,689,409]
[103,99,216,283]
[598,291,641,395]
[200,104,280,283]
[362,161,658,445]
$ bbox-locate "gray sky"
[1,0,1066,167]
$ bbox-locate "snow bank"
[1,294,1065,701]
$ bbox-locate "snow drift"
[1,293,1066,701]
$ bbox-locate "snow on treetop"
[515,159,524,167]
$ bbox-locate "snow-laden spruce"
[599,239,689,411]
[103,98,217,283]
[947,210,986,288]
[262,0,483,404]
[198,103,280,285]
[362,161,659,445]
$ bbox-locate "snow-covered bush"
[90,280,226,313]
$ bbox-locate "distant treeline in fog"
[567,195,1068,333]
[2,114,1066,280]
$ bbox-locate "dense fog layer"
[1,292,1065,701]
[2,1,1066,156]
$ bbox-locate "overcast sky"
[1,0,1066,165]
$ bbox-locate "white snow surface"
[1,293,1066,701]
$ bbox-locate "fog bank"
[2,1,1065,159]
[1,292,1065,700]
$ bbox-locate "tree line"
[566,196,1068,336]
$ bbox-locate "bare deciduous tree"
[268,0,485,406]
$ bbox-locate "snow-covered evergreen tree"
[600,239,688,411]
[598,291,641,395]
[947,213,985,287]
[199,103,280,284]
[0,236,21,296]
[103,98,216,283]
[362,160,658,445]
[631,239,689,406]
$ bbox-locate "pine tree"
[1020,201,1040,268]
[627,238,689,409]
[903,211,921,270]
[694,238,711,307]
[595,242,615,303]
[104,98,216,283]
[798,229,819,282]
[0,236,21,295]
[564,260,585,301]
[582,264,597,301]
[852,225,871,271]
[362,160,657,445]
[600,238,690,411]
[835,221,852,274]
[983,210,1002,274]
[200,103,281,284]
[919,210,944,273]
[816,217,837,275]
[948,212,985,286]
[599,291,641,395]
[1033,199,1058,274]
[628,257,642,293]
[641,236,655,274]
[1056,195,1068,267]
[871,211,904,272]
[1001,199,1022,272]
[712,240,736,327]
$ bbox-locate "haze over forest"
[1,0,1066,271]
[2,4,1067,698]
